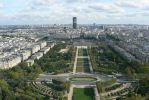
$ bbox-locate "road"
[36,73,113,82]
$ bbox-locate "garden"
[73,88,95,100]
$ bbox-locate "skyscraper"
[73,17,77,29]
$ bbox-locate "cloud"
[116,0,149,9]
[66,0,95,3]
[0,1,4,8]
[33,0,58,6]
[89,3,124,13]
[125,12,149,17]
[0,0,149,24]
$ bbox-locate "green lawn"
[77,58,89,63]
[78,48,88,56]
[76,67,90,72]
[70,77,97,81]
[73,88,95,100]
[76,58,90,72]
[77,61,89,67]
[76,67,84,72]
[76,48,90,72]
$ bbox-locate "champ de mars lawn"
[73,88,95,100]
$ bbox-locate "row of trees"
[0,43,74,100]
[44,79,70,92]
[0,61,44,100]
[90,43,149,99]
[89,44,149,77]
[35,43,74,73]
[89,44,124,74]
[104,34,149,99]
[96,79,117,93]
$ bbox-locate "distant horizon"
[0,23,149,26]
[1,0,149,25]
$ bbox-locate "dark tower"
[73,17,77,29]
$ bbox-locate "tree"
[126,95,144,100]
[0,80,15,100]
[125,67,135,79]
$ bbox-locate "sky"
[0,0,149,25]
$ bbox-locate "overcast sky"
[0,0,149,25]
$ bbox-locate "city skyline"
[1,0,149,25]
[0,2,149,98]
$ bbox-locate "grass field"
[70,77,97,81]
[76,66,90,72]
[76,48,90,72]
[76,58,90,72]
[78,48,88,56]
[73,88,95,100]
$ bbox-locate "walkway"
[73,47,78,74]
[70,46,100,100]
[73,46,93,74]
